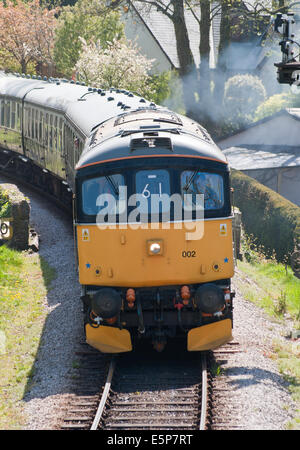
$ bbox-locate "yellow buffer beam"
[187,319,233,351]
[85,324,132,353]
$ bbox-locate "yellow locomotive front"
[74,112,235,353]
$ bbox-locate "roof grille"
[130,137,173,152]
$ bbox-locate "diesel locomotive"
[0,73,235,353]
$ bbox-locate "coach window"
[49,114,53,149]
[53,115,57,151]
[5,100,11,128]
[0,100,4,126]
[35,109,39,140]
[58,118,63,153]
[39,111,43,141]
[11,101,16,129]
[31,108,35,139]
[74,135,81,164]
[44,113,49,147]
[71,130,75,166]
[16,103,21,130]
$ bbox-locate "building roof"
[128,1,220,69]
[223,145,300,170]
[125,1,270,72]
[218,108,300,145]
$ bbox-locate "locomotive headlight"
[150,243,161,254]
[91,288,121,319]
[194,284,225,314]
[147,239,163,255]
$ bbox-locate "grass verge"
[235,238,300,430]
[0,245,55,430]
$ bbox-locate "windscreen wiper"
[105,176,119,197]
[183,171,198,192]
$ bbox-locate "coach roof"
[0,76,154,136]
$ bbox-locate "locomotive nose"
[91,288,122,319]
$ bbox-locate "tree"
[255,90,300,121]
[223,74,267,130]
[109,0,292,131]
[0,0,57,74]
[110,0,200,117]
[75,37,155,99]
[53,0,124,77]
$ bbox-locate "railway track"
[210,341,243,430]
[60,342,213,431]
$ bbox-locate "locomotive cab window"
[82,174,125,216]
[135,169,170,215]
[181,171,224,210]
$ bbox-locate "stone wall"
[0,183,30,250]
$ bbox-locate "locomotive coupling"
[91,288,122,319]
[126,288,136,308]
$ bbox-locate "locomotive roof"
[76,108,228,169]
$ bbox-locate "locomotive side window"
[181,171,224,210]
[82,174,125,216]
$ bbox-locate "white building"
[218,109,300,206]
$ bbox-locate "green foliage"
[238,254,300,321]
[0,247,56,429]
[231,169,300,262]
[0,188,11,218]
[53,0,124,77]
[147,70,182,106]
[255,91,300,121]
[0,245,22,287]
[223,74,266,130]
[161,71,185,114]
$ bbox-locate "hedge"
[0,186,11,218]
[230,169,300,262]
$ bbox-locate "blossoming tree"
[0,0,57,74]
[75,38,155,99]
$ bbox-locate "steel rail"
[90,357,116,430]
[199,352,208,430]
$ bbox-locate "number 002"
[182,251,196,258]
